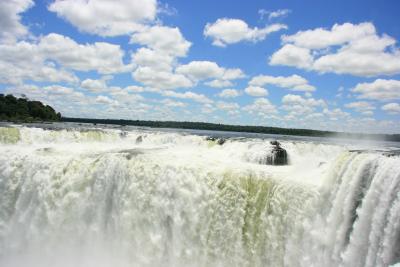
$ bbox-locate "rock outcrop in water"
[136,135,143,144]
[206,136,226,145]
[265,140,288,165]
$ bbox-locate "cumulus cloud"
[204,18,286,47]
[345,101,375,116]
[270,44,314,69]
[96,95,118,105]
[243,98,277,116]
[40,33,132,73]
[282,94,325,115]
[130,26,196,90]
[132,47,174,72]
[80,76,114,93]
[161,99,187,107]
[381,103,400,114]
[216,101,240,112]
[7,84,86,108]
[218,89,241,98]
[351,79,400,101]
[176,61,224,80]
[176,61,245,83]
[245,86,268,97]
[345,101,375,111]
[205,79,234,88]
[322,108,350,121]
[48,0,157,36]
[133,67,193,90]
[0,33,132,84]
[131,26,191,57]
[162,91,213,104]
[258,9,291,21]
[0,41,76,84]
[0,0,34,43]
[249,74,316,92]
[270,22,400,76]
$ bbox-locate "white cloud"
[176,61,245,82]
[282,94,325,115]
[176,61,224,80]
[161,99,187,107]
[222,68,246,80]
[322,108,350,121]
[81,77,111,93]
[130,26,195,90]
[125,85,145,93]
[216,101,240,112]
[201,103,216,114]
[381,103,400,114]
[218,89,241,98]
[270,44,313,69]
[0,40,78,84]
[7,84,86,108]
[132,47,174,72]
[40,33,132,74]
[48,0,157,36]
[345,101,375,113]
[249,74,316,92]
[270,22,400,77]
[282,22,376,50]
[109,88,144,104]
[96,95,118,106]
[243,98,277,116]
[204,18,287,47]
[133,66,193,90]
[245,86,268,97]
[0,33,132,84]
[131,26,191,57]
[0,0,34,43]
[205,79,234,88]
[351,79,400,101]
[162,91,213,104]
[258,9,291,21]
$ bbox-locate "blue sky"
[1,0,399,133]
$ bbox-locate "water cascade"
[0,125,399,267]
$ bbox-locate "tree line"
[61,117,400,142]
[0,94,61,122]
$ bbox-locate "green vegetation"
[0,94,61,122]
[62,117,400,142]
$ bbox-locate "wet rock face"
[206,136,226,145]
[136,135,143,144]
[265,141,289,165]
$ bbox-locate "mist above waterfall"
[0,124,399,267]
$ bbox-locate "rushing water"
[0,123,399,267]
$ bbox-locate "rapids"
[0,124,399,267]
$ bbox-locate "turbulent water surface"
[0,123,399,267]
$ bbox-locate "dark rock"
[206,136,226,145]
[217,138,226,145]
[270,140,281,147]
[265,140,288,165]
[136,135,143,144]
[206,136,217,141]
[119,131,128,138]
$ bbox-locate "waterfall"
[0,125,399,267]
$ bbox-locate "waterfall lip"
[349,149,400,157]
[1,125,399,267]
